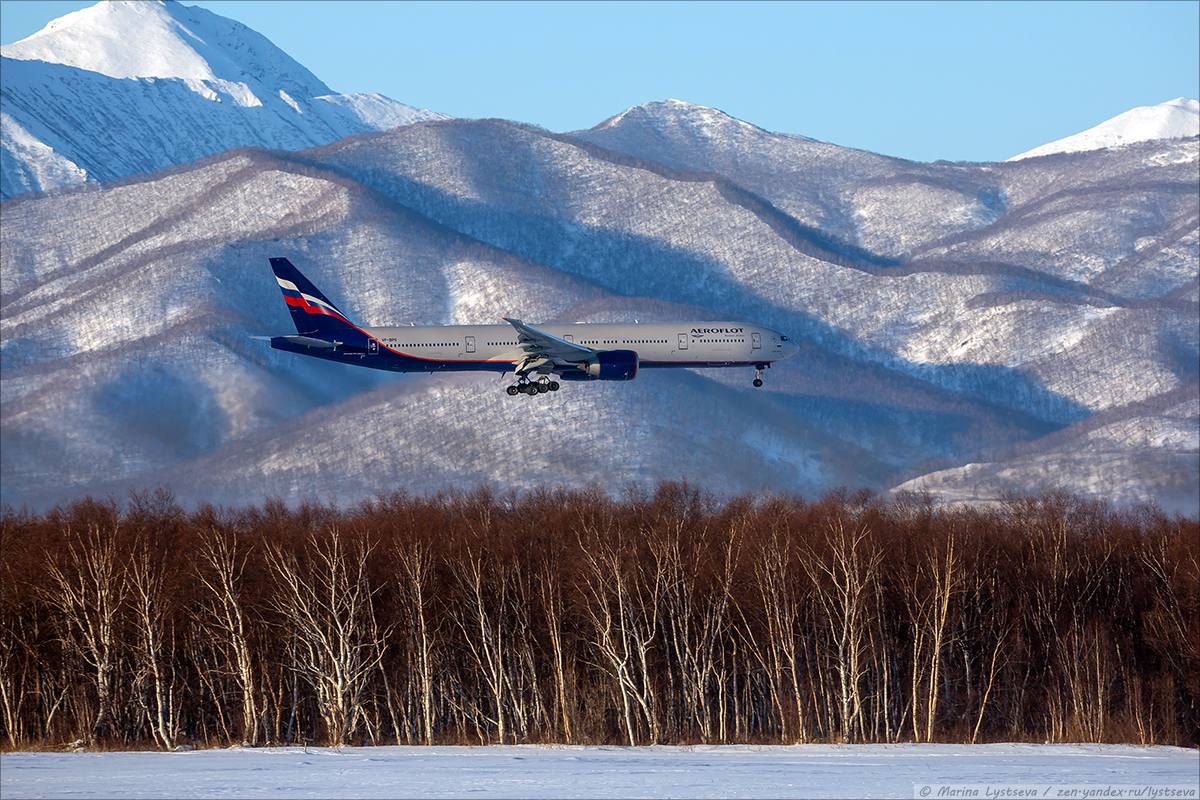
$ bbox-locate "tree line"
[1,485,1196,750]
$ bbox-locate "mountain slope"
[1,4,1195,512]
[2,114,1196,512]
[896,385,1200,513]
[0,1,444,199]
[0,149,911,507]
[1009,98,1200,161]
[575,99,1200,274]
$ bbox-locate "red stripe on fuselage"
[283,294,775,369]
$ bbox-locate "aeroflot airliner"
[266,257,798,396]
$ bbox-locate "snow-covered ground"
[1,744,1196,799]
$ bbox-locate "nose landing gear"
[753,363,768,388]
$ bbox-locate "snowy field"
[1,744,1196,799]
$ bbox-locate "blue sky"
[2,0,1197,161]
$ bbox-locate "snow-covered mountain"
[0,0,444,199]
[3,103,1196,513]
[1,0,330,92]
[1,2,1196,512]
[1009,97,1200,160]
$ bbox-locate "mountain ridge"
[0,0,446,199]
[4,120,1195,512]
[1,3,1196,513]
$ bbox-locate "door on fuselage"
[752,332,761,350]
[677,333,688,351]
[465,335,476,354]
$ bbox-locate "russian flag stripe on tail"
[269,257,357,337]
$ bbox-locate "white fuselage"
[362,321,796,371]
[267,256,797,387]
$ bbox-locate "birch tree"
[41,523,127,745]
[798,518,881,742]
[266,527,388,745]
[195,528,260,745]
[129,538,179,749]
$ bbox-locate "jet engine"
[584,349,639,380]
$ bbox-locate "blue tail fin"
[270,257,357,337]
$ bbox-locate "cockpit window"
[780,335,789,341]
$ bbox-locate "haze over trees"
[1,486,1195,750]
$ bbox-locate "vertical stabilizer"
[269,257,357,337]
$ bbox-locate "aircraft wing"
[503,317,595,367]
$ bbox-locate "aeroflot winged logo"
[691,327,744,335]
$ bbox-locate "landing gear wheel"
[753,378,764,388]
[548,381,560,392]
[537,382,550,394]
[523,383,538,395]
[753,364,766,388]
[506,385,519,396]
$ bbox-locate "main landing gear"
[505,377,560,397]
[753,363,768,389]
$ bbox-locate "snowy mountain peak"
[595,99,761,133]
[1009,97,1200,161]
[1165,96,1200,111]
[0,0,445,199]
[0,0,331,98]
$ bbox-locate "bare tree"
[905,532,960,742]
[394,535,437,745]
[538,558,574,743]
[0,490,1196,749]
[798,518,881,743]
[448,537,512,744]
[195,528,259,745]
[128,538,179,749]
[577,518,663,746]
[655,518,738,742]
[0,605,29,749]
[40,523,128,745]
[266,527,388,745]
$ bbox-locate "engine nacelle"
[584,349,639,381]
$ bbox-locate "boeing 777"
[266,257,798,396]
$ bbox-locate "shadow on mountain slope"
[279,147,1089,428]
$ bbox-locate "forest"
[0,485,1196,750]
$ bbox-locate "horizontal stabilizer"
[272,334,337,350]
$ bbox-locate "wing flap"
[503,317,596,364]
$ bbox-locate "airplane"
[266,257,799,396]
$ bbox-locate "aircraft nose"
[778,334,799,358]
